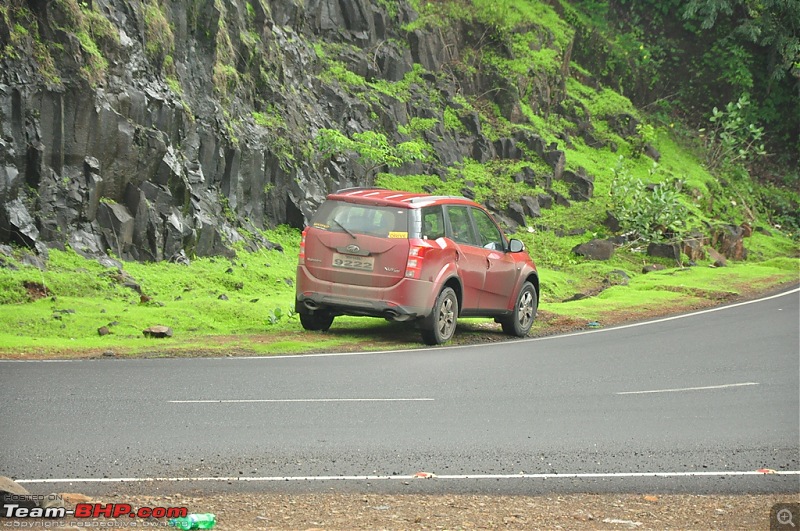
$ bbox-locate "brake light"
[298,227,308,264]
[405,243,426,279]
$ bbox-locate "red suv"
[295,188,539,344]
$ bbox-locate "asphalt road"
[1,288,798,495]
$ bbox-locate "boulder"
[682,235,706,262]
[520,195,541,218]
[707,247,727,267]
[506,201,527,226]
[572,239,615,260]
[537,194,554,210]
[647,242,680,261]
[143,325,173,338]
[712,225,747,260]
[560,167,594,201]
[543,149,565,180]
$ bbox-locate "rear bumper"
[295,266,434,320]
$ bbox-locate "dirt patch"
[8,492,795,530]
[23,280,50,301]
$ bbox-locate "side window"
[473,208,504,251]
[421,206,445,240]
[446,205,479,246]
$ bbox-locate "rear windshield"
[311,200,410,238]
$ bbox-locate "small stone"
[642,264,666,274]
[97,326,110,336]
[218,294,229,301]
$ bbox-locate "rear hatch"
[303,200,410,288]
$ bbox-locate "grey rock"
[143,325,173,338]
[560,167,594,201]
[572,239,615,260]
[647,242,680,261]
[3,198,39,246]
[520,196,541,218]
[506,201,527,227]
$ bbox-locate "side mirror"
[508,239,525,253]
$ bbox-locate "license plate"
[332,252,374,271]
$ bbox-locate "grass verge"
[0,229,797,360]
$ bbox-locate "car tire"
[500,281,537,337]
[299,310,334,332]
[421,287,458,345]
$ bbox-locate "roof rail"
[408,195,467,203]
[333,186,388,194]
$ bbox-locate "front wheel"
[500,281,537,337]
[421,287,458,345]
[299,310,334,331]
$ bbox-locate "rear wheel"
[421,287,458,345]
[299,310,334,331]
[500,281,537,337]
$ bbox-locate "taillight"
[298,227,308,264]
[405,243,426,279]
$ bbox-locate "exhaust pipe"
[304,300,320,310]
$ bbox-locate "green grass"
[537,258,799,324]
[0,223,796,357]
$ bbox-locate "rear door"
[304,201,410,288]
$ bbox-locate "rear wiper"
[332,217,356,239]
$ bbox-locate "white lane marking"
[15,470,800,484]
[617,382,760,395]
[169,398,434,403]
[1,287,797,363]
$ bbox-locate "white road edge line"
[617,382,760,395]
[16,471,800,484]
[169,398,434,403]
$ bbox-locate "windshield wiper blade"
[332,218,356,238]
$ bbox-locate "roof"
[327,187,473,208]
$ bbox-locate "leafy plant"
[608,156,687,242]
[700,94,766,171]
[315,129,431,186]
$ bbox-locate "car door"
[444,205,484,312]
[471,207,519,311]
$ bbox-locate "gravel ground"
[6,491,798,530]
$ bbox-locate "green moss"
[443,106,467,134]
[143,0,174,67]
[75,30,108,84]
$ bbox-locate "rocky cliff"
[0,0,612,261]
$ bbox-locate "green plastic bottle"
[168,513,216,529]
